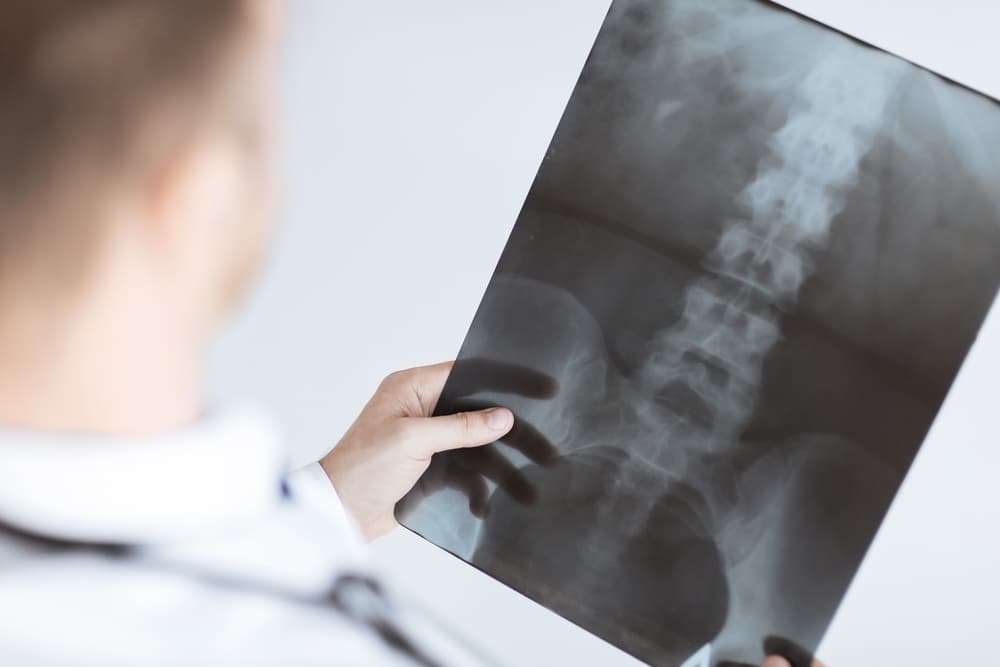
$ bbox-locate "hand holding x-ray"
[322,360,557,540]
[399,358,560,518]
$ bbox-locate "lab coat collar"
[0,408,288,546]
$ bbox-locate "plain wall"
[207,2,1000,665]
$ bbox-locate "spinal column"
[631,47,907,482]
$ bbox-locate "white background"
[207,2,1000,665]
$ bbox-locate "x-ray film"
[397,1,1000,665]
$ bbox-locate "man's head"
[0,0,283,433]
[0,0,280,327]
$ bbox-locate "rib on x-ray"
[398,1,1000,665]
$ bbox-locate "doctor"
[0,1,813,665]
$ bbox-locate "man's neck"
[0,282,203,438]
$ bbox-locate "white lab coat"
[0,408,493,666]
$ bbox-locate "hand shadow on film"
[397,358,560,519]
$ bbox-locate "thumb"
[405,408,514,457]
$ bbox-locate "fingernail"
[486,408,513,431]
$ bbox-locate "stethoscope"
[0,491,496,667]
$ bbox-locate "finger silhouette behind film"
[407,451,522,519]
[450,446,538,505]
[442,358,560,402]
[440,460,491,518]
[413,435,540,518]
[395,455,491,520]
[450,397,559,465]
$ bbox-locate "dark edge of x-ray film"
[397,1,1000,665]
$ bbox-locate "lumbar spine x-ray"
[399,1,1000,665]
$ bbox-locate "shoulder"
[0,542,407,665]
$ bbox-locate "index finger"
[450,397,558,465]
[446,358,560,401]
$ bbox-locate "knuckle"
[380,369,408,390]
[457,411,477,435]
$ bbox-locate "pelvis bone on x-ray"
[397,1,1000,665]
